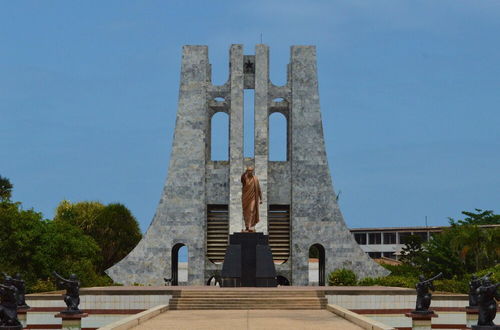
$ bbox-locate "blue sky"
[1,1,499,233]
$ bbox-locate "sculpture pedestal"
[465,306,479,329]
[54,312,88,330]
[17,307,30,329]
[405,311,438,330]
[221,232,277,287]
[0,326,23,330]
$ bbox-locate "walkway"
[132,309,364,330]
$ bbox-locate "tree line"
[0,175,142,292]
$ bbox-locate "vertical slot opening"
[211,112,229,160]
[244,89,255,157]
[269,112,287,161]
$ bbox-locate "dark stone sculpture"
[469,273,492,308]
[413,273,442,314]
[2,273,29,309]
[53,272,82,314]
[474,276,500,328]
[0,276,22,329]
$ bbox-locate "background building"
[349,224,499,260]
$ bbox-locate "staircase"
[168,289,327,310]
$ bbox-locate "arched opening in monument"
[210,112,229,161]
[276,275,290,286]
[213,97,225,102]
[269,112,287,161]
[308,244,325,286]
[171,243,187,286]
[243,89,255,157]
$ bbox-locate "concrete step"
[169,289,327,310]
[169,306,326,310]
[169,300,327,305]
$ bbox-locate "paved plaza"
[131,309,364,330]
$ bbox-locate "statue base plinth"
[17,305,31,313]
[406,310,438,318]
[405,311,437,330]
[16,307,29,328]
[55,312,88,318]
[465,307,480,328]
[0,326,23,330]
[221,232,277,287]
[55,313,88,330]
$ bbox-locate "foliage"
[358,275,416,288]
[309,245,319,259]
[328,269,357,286]
[449,209,500,226]
[0,199,109,292]
[401,209,499,277]
[30,279,57,293]
[399,234,424,265]
[433,279,468,293]
[92,203,142,272]
[0,175,13,201]
[381,263,420,277]
[54,200,142,273]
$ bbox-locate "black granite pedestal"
[221,232,277,287]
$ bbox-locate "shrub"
[433,279,468,293]
[30,279,57,293]
[357,277,378,286]
[328,269,357,286]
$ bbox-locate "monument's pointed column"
[254,44,269,234]
[229,44,244,234]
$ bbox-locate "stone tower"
[106,44,388,286]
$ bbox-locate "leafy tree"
[92,203,142,273]
[54,200,142,273]
[54,200,105,231]
[399,234,424,265]
[0,199,106,291]
[449,209,500,226]
[413,230,464,278]
[0,175,13,201]
[402,209,499,278]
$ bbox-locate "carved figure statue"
[469,272,492,308]
[414,273,442,313]
[53,272,82,314]
[0,276,21,328]
[241,166,262,232]
[476,276,500,326]
[2,272,29,309]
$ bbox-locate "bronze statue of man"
[241,166,262,232]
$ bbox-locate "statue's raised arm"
[52,271,70,283]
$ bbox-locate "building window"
[383,233,396,244]
[383,252,396,259]
[368,233,381,245]
[399,232,411,244]
[413,231,429,242]
[368,252,381,258]
[354,233,366,245]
